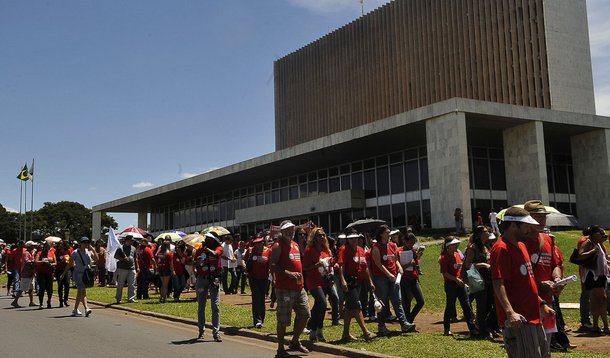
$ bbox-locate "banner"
[106,228,121,273]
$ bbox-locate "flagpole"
[30,158,34,241]
[19,180,23,241]
[24,180,28,241]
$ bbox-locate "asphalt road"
[0,295,338,358]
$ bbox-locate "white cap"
[204,232,220,243]
[346,233,360,239]
[389,229,400,236]
[488,233,497,240]
[280,221,295,230]
[503,215,539,225]
[25,240,36,247]
[445,238,461,247]
[337,233,346,239]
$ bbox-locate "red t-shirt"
[156,251,173,270]
[35,249,56,275]
[439,251,463,282]
[338,245,368,282]
[12,247,24,271]
[303,246,332,291]
[173,253,185,276]
[245,247,270,280]
[491,237,541,326]
[194,246,223,277]
[273,239,303,290]
[524,233,557,303]
[55,247,74,269]
[397,246,419,279]
[137,246,154,270]
[370,242,398,277]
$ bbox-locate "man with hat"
[11,241,37,308]
[244,234,271,328]
[114,234,139,304]
[193,232,224,342]
[491,206,555,357]
[269,220,311,358]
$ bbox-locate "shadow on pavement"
[171,338,208,345]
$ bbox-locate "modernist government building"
[93,0,610,239]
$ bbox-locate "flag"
[106,228,121,273]
[29,158,34,179]
[16,163,30,181]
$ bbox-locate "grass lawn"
[2,231,606,357]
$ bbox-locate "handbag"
[78,250,95,287]
[569,247,597,270]
[466,264,485,294]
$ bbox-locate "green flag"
[17,163,30,181]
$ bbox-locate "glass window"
[489,148,504,159]
[420,158,429,189]
[378,205,391,222]
[390,152,402,164]
[351,172,363,190]
[376,155,388,166]
[318,169,328,179]
[364,170,376,198]
[341,211,353,227]
[352,209,364,221]
[308,172,317,182]
[329,167,339,177]
[377,166,390,196]
[472,147,488,158]
[547,164,554,191]
[406,201,421,227]
[289,186,299,200]
[241,197,248,209]
[264,192,271,204]
[329,212,340,235]
[473,159,491,190]
[340,165,350,174]
[272,190,280,203]
[341,175,351,190]
[263,183,270,191]
[299,184,308,198]
[366,207,377,219]
[568,166,575,194]
[256,193,264,206]
[227,201,234,220]
[405,148,418,160]
[280,178,288,187]
[299,175,307,184]
[248,195,255,208]
[308,181,318,195]
[364,159,375,170]
[421,199,431,228]
[289,176,297,186]
[553,165,569,193]
[351,162,362,171]
[490,160,506,190]
[405,160,419,192]
[318,214,329,233]
[255,184,263,193]
[329,177,340,192]
[271,181,279,189]
[219,202,226,221]
[318,179,328,193]
[392,203,406,228]
[280,187,289,201]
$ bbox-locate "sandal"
[340,334,358,342]
[363,332,376,342]
[288,341,309,353]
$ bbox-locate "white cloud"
[286,0,392,15]
[132,181,154,189]
[5,207,18,213]
[180,167,220,179]
[595,90,610,117]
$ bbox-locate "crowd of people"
[1,198,609,358]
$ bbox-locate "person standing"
[454,208,464,235]
[11,241,37,308]
[136,237,156,300]
[193,232,223,342]
[491,207,554,357]
[54,240,73,307]
[60,237,98,317]
[398,233,425,324]
[235,240,248,294]
[221,236,237,294]
[269,220,310,358]
[10,241,24,297]
[489,208,500,235]
[34,242,56,309]
[172,243,187,301]
[156,238,175,303]
[114,235,138,304]
[95,241,107,287]
[244,235,270,328]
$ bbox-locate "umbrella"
[497,205,561,221]
[181,233,205,247]
[202,226,231,236]
[120,226,148,236]
[119,232,144,239]
[345,218,387,234]
[172,230,187,238]
[155,232,183,242]
[44,236,62,243]
[0,239,4,243]
[546,212,580,227]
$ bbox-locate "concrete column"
[138,212,148,230]
[503,121,549,206]
[426,111,472,230]
[92,211,102,241]
[570,129,610,227]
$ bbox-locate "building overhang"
[93,98,610,214]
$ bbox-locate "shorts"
[276,288,311,326]
[19,277,33,292]
[584,272,607,290]
[158,268,172,277]
[344,284,362,310]
[74,271,85,289]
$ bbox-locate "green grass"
[1,231,604,357]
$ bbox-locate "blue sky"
[1,0,609,231]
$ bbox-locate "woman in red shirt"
[398,233,425,324]
[34,242,56,309]
[244,235,270,328]
[156,238,175,303]
[172,243,187,301]
[439,236,476,336]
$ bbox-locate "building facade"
[93,0,610,239]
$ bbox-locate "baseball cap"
[524,200,550,214]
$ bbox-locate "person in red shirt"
[269,220,311,358]
[193,232,224,342]
[371,225,415,336]
[11,241,37,308]
[54,240,73,307]
[136,238,155,299]
[439,236,476,336]
[5,246,14,296]
[398,232,425,324]
[303,227,334,342]
[172,243,187,301]
[34,242,56,309]
[10,241,25,296]
[244,235,270,328]
[338,230,376,342]
[491,207,554,357]
[155,238,175,303]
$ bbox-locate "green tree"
[0,204,21,242]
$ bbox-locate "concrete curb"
[81,298,396,358]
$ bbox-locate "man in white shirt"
[489,208,500,235]
[221,236,237,294]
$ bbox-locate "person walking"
[244,235,270,328]
[34,242,56,309]
[491,207,554,357]
[370,225,415,336]
[60,237,98,317]
[156,237,175,303]
[55,240,73,307]
[221,236,237,294]
[10,241,25,297]
[136,237,156,299]
[235,240,248,294]
[269,220,310,358]
[114,235,138,304]
[398,232,425,324]
[338,230,376,342]
[172,243,187,301]
[11,241,37,308]
[193,232,223,342]
[95,241,107,287]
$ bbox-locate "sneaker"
[363,332,376,342]
[309,328,317,342]
[288,341,309,353]
[29,302,38,307]
[38,304,43,310]
[302,328,311,336]
[213,334,222,342]
[127,299,137,303]
[72,309,83,317]
[255,323,263,329]
[11,301,21,308]
[401,322,416,333]
[64,300,70,307]
[85,309,92,317]
[59,302,64,308]
[197,331,204,340]
[378,326,391,337]
[444,330,453,336]
[47,302,52,309]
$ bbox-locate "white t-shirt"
[489,211,497,224]
[221,243,236,268]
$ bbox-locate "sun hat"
[524,200,550,214]
[80,237,91,243]
[252,237,264,244]
[25,240,36,247]
[389,229,400,236]
[279,220,295,230]
[445,238,461,247]
[204,232,220,244]
[346,233,360,239]
[502,214,539,225]
[488,233,497,240]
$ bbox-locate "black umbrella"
[345,218,387,234]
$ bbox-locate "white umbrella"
[156,232,183,242]
[546,213,579,227]
[120,232,144,239]
[44,236,62,243]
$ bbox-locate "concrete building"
[93,0,610,239]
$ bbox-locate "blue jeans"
[373,276,408,327]
[444,281,475,332]
[222,267,236,293]
[12,269,21,293]
[196,276,220,335]
[400,278,425,323]
[309,287,328,330]
[172,274,186,300]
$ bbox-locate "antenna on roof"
[360,0,364,16]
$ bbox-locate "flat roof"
[94,98,610,213]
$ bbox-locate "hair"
[307,227,331,254]
[470,226,490,254]
[498,207,530,232]
[374,224,390,241]
[404,233,417,245]
[440,236,458,256]
[159,241,171,254]
[583,225,604,237]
